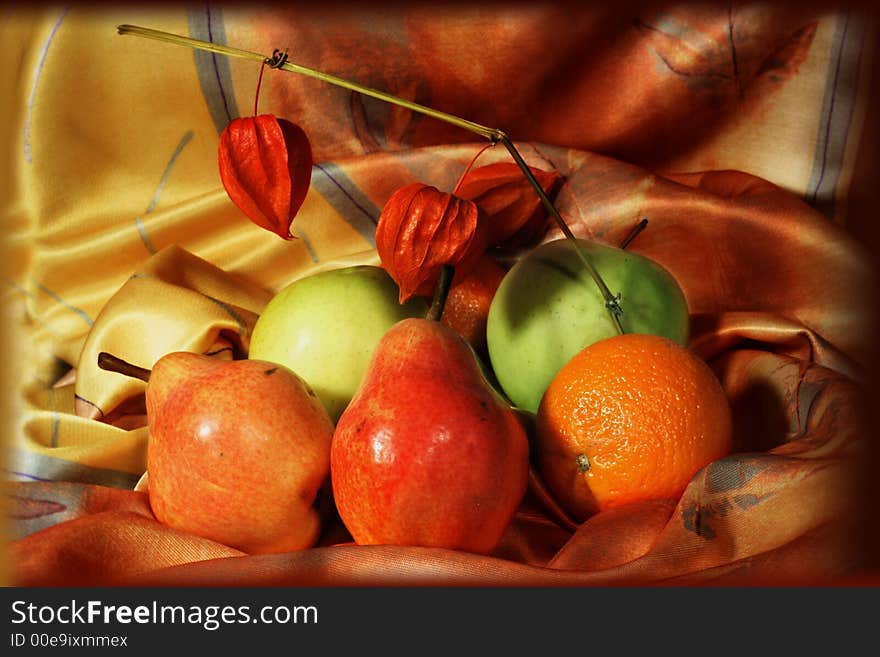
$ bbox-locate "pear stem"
[97,352,151,383]
[115,23,623,333]
[426,265,454,323]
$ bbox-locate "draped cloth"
[2,4,878,586]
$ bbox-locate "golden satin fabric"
[1,4,878,585]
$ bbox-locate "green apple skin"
[249,266,427,422]
[486,239,690,414]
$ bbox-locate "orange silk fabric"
[2,4,878,585]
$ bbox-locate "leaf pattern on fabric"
[10,495,67,520]
[351,79,429,153]
[635,10,817,99]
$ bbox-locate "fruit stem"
[576,453,591,474]
[253,49,288,116]
[620,218,649,250]
[497,135,623,333]
[253,60,267,116]
[97,352,151,383]
[116,24,497,139]
[451,142,495,195]
[115,23,624,333]
[426,265,454,323]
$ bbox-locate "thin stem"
[117,24,498,140]
[254,61,267,116]
[497,135,623,332]
[115,23,624,333]
[255,49,290,115]
[620,218,649,250]
[426,265,454,323]
[98,352,151,383]
[451,142,495,195]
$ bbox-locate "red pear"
[330,318,529,554]
[99,352,335,554]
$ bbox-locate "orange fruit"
[535,332,733,520]
[441,254,507,352]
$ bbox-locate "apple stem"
[97,352,151,383]
[426,265,454,323]
[620,218,649,250]
[115,23,624,334]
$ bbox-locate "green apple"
[249,265,427,421]
[486,238,690,413]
